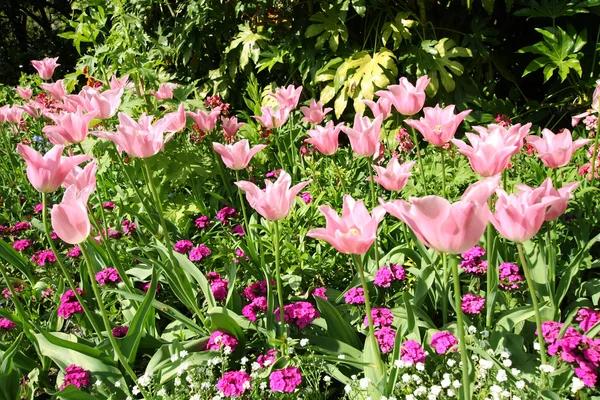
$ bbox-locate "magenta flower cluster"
[275,302,320,329]
[206,330,238,352]
[11,221,31,233]
[243,279,271,300]
[375,327,397,353]
[242,296,267,322]
[430,331,458,354]
[344,287,365,305]
[13,239,32,251]
[31,249,56,266]
[66,246,81,258]
[95,268,121,286]
[460,246,487,275]
[577,308,600,331]
[217,370,251,397]
[498,262,524,290]
[364,307,394,328]
[311,287,328,300]
[401,340,427,364]
[216,206,236,223]
[189,244,211,262]
[173,239,194,254]
[269,366,302,393]
[112,326,129,337]
[206,272,229,300]
[57,288,85,319]
[374,264,406,287]
[0,318,16,331]
[461,293,485,315]
[256,349,278,368]
[59,364,90,390]
[195,215,211,229]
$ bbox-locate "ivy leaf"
[518,25,586,82]
[226,23,270,70]
[305,8,348,52]
[417,38,473,95]
[381,12,417,50]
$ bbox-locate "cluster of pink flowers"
[374,264,406,288]
[216,206,237,223]
[58,288,85,319]
[498,262,524,290]
[269,366,302,393]
[2,282,25,298]
[310,287,328,300]
[217,370,251,397]
[233,248,248,263]
[401,340,427,364]
[344,287,365,305]
[11,221,31,233]
[13,239,32,251]
[206,272,229,300]
[276,302,320,329]
[189,244,211,262]
[59,364,90,390]
[102,201,115,210]
[430,331,458,354]
[31,249,56,266]
[112,326,129,337]
[0,318,16,331]
[461,293,485,315]
[577,308,600,332]
[395,128,414,152]
[95,268,121,286]
[121,219,136,235]
[243,280,271,300]
[242,296,267,322]
[299,192,312,204]
[364,307,394,328]
[206,330,238,352]
[256,349,278,368]
[137,281,161,293]
[541,321,600,386]
[375,327,397,353]
[231,225,244,236]
[66,246,81,258]
[460,246,487,275]
[195,215,210,229]
[173,239,194,254]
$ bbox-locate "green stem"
[441,252,448,325]
[590,129,599,186]
[440,147,447,198]
[545,223,557,318]
[449,254,471,400]
[80,244,146,399]
[235,170,255,258]
[367,161,380,269]
[517,243,548,370]
[485,199,497,330]
[41,193,103,337]
[212,146,233,202]
[0,261,31,330]
[272,221,286,344]
[409,126,428,195]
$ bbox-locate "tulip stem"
[409,126,427,195]
[517,243,548,369]
[485,199,497,330]
[590,126,599,186]
[449,253,471,400]
[272,220,287,344]
[367,162,380,269]
[235,170,253,250]
[440,147,447,198]
[41,193,103,337]
[441,252,448,325]
[545,223,557,317]
[80,244,147,399]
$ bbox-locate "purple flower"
[498,262,524,290]
[233,248,248,263]
[430,331,458,354]
[401,340,426,364]
[299,192,312,204]
[242,296,268,322]
[460,246,487,275]
[13,239,32,251]
[11,221,31,233]
[243,280,271,300]
[266,169,282,179]
[58,301,84,319]
[195,215,211,229]
[390,264,406,280]
[59,365,90,390]
[311,287,328,300]
[374,266,394,288]
[102,202,115,210]
[216,206,236,223]
[364,308,394,328]
[174,239,194,254]
[375,327,396,353]
[577,308,600,332]
[206,272,229,301]
[344,287,365,305]
[0,318,16,331]
[122,219,136,235]
[112,326,129,337]
[217,370,251,397]
[206,330,238,352]
[189,244,211,262]
[231,225,245,236]
[257,349,278,368]
[34,203,44,213]
[269,366,302,393]
[95,268,121,286]
[461,293,485,315]
[31,250,56,266]
[137,282,161,293]
[66,246,81,258]
[275,302,320,329]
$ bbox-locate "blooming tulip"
[187,108,221,132]
[15,86,32,100]
[269,85,302,111]
[405,104,471,146]
[149,83,176,100]
[362,96,393,119]
[341,114,383,157]
[300,99,332,124]
[304,121,343,155]
[222,116,245,140]
[42,107,98,144]
[490,187,561,243]
[51,185,92,245]
[42,80,67,101]
[161,103,187,132]
[235,170,311,220]
[109,74,134,90]
[92,112,175,158]
[213,140,266,170]
[63,159,98,193]
[69,87,123,119]
[451,129,519,177]
[526,129,591,169]
[593,79,600,113]
[306,194,386,255]
[380,178,498,254]
[472,123,532,152]
[3,106,23,124]
[16,144,91,193]
[372,158,415,191]
[516,179,580,222]
[376,75,430,116]
[31,57,59,80]
[253,105,290,129]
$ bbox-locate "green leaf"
[420,38,472,94]
[314,297,361,349]
[0,240,34,283]
[381,13,416,50]
[0,333,22,376]
[363,334,385,397]
[226,23,270,70]
[207,308,246,358]
[55,385,106,400]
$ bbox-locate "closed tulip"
[304,121,343,156]
[269,85,302,111]
[307,195,386,255]
[16,144,91,193]
[235,170,311,221]
[362,96,393,120]
[31,57,60,80]
[43,107,98,145]
[51,185,93,245]
[516,178,580,222]
[63,159,98,193]
[42,80,67,101]
[405,104,471,146]
[300,99,332,125]
[526,129,591,169]
[341,114,383,157]
[213,140,266,170]
[15,86,32,100]
[372,158,415,191]
[376,75,430,116]
[222,116,246,139]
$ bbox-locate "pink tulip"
[19,104,39,119]
[4,106,23,125]
[42,80,67,101]
[253,105,290,129]
[472,123,532,152]
[269,85,302,111]
[572,111,590,127]
[42,107,98,144]
[380,178,498,254]
[150,83,176,100]
[372,158,415,191]
[516,179,580,222]
[304,121,343,156]
[51,185,93,245]
[0,105,8,123]
[69,87,123,119]
[405,104,471,146]
[109,75,134,90]
[221,116,245,139]
[213,140,266,170]
[16,144,91,193]
[490,186,561,243]
[593,79,600,113]
[187,108,221,132]
[376,75,430,116]
[31,57,60,80]
[63,159,98,192]
[362,95,393,120]
[526,129,591,169]
[92,112,175,159]
[300,99,332,124]
[15,86,32,100]
[161,104,187,132]
[341,114,383,157]
[235,170,311,220]
[306,194,386,255]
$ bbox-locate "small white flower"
[500,350,511,359]
[240,356,248,365]
[126,397,132,400]
[174,377,182,386]
[496,370,507,382]
[471,355,479,361]
[243,380,251,390]
[260,382,267,390]
[447,359,457,367]
[132,386,140,395]
[502,359,512,368]
[481,340,490,348]
[490,384,502,393]
[338,354,346,359]
[251,362,261,371]
[441,378,451,388]
[406,395,415,400]
[323,375,331,383]
[190,395,201,400]
[431,385,442,395]
[487,349,495,356]
[170,353,179,362]
[300,338,309,346]
[157,388,166,397]
[351,375,357,380]
[515,380,525,389]
[452,380,461,389]
[202,382,211,389]
[94,379,102,387]
[468,325,477,334]
[177,361,190,376]
[402,373,411,383]
[115,381,121,388]
[514,397,522,400]
[186,375,193,384]
[501,390,511,398]
[344,384,351,394]
[394,359,405,368]
[447,389,455,397]
[414,386,427,396]
[179,350,189,358]
[481,330,490,338]
[511,368,521,376]
[416,362,425,371]
[480,359,494,370]
[539,364,555,373]
[223,346,232,355]
[359,377,371,390]
[412,375,422,384]
[533,342,540,351]
[212,396,222,400]
[572,377,585,393]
